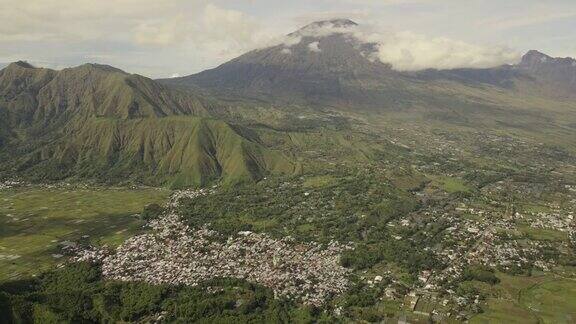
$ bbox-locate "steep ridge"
[15,117,294,187]
[513,50,576,98]
[420,50,576,98]
[0,62,215,128]
[0,63,295,186]
[0,62,57,127]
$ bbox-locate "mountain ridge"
[0,62,296,187]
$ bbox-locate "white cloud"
[480,7,576,30]
[133,4,273,51]
[0,0,571,77]
[0,0,283,77]
[280,21,520,70]
[282,36,303,47]
[332,0,434,5]
[0,0,185,42]
[365,31,520,71]
[293,9,371,25]
[308,41,322,52]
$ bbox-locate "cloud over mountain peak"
[277,19,520,71]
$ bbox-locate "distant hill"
[0,61,215,125]
[513,50,576,98]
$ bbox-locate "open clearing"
[0,186,169,281]
[471,273,576,324]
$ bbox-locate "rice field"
[0,186,169,281]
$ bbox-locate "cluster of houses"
[166,187,216,208]
[428,207,560,285]
[74,189,354,306]
[69,166,574,315]
[0,180,21,189]
[384,199,571,317]
[519,210,575,245]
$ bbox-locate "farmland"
[0,185,169,281]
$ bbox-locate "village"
[73,189,354,307]
[371,182,576,319]
[0,180,21,190]
[62,168,576,320]
[3,136,574,321]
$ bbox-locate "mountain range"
[166,19,576,105]
[0,61,294,186]
[1,19,575,187]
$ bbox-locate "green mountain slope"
[0,63,295,187]
[13,117,294,187]
[0,62,216,126]
[2,20,576,187]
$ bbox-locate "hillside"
[0,63,295,187]
[15,117,294,187]
[0,61,215,125]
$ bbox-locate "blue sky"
[1,0,575,77]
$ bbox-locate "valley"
[1,17,576,324]
[1,119,574,322]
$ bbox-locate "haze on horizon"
[1,0,575,78]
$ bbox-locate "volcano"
[165,20,576,107]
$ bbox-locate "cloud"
[292,9,371,25]
[134,4,273,51]
[281,20,520,70]
[308,41,322,52]
[480,10,576,30]
[0,0,184,42]
[365,31,520,71]
[0,0,569,77]
[0,0,281,77]
[332,0,434,5]
[282,36,303,47]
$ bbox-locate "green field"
[0,186,169,281]
[471,273,576,324]
[520,279,576,323]
[471,298,538,324]
[519,225,569,242]
[427,175,471,194]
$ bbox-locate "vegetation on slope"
[0,63,298,187]
[6,117,295,187]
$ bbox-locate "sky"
[1,0,575,78]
